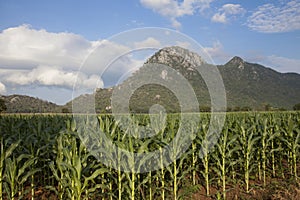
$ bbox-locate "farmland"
[0,112,299,199]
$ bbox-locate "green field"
[0,112,299,199]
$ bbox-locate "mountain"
[0,94,64,113]
[125,46,212,112]
[69,46,300,113]
[220,56,300,109]
[65,88,113,113]
[3,46,300,113]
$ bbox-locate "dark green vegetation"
[0,95,63,113]
[0,99,6,113]
[220,56,300,110]
[0,112,299,199]
[70,46,300,113]
[294,103,300,111]
[1,47,300,113]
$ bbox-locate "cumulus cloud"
[0,25,136,74]
[212,4,245,24]
[140,0,214,28]
[0,25,144,93]
[211,13,226,23]
[82,39,133,75]
[0,24,93,69]
[222,4,246,15]
[175,41,191,49]
[247,0,300,33]
[203,41,230,64]
[2,66,103,89]
[0,82,6,94]
[134,37,161,48]
[263,55,300,73]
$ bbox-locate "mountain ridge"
[1,46,300,113]
[72,46,300,112]
[0,94,64,113]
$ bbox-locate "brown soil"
[8,171,300,200]
[186,178,300,200]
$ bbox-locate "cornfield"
[0,112,299,199]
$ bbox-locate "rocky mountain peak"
[225,56,245,70]
[145,46,206,68]
[226,56,244,66]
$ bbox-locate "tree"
[233,106,241,112]
[0,99,7,113]
[293,103,300,111]
[200,106,211,112]
[265,104,272,111]
[241,106,252,111]
[62,107,70,113]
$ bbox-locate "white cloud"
[212,4,245,24]
[246,53,300,74]
[175,41,191,49]
[0,25,183,103]
[0,24,92,69]
[264,55,300,73]
[83,39,133,75]
[134,37,161,48]
[140,0,214,28]
[0,25,137,74]
[203,41,230,64]
[0,82,6,94]
[171,19,182,29]
[0,25,142,92]
[211,13,226,23]
[222,4,246,15]
[2,65,103,89]
[247,0,300,33]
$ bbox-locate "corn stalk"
[0,138,20,200]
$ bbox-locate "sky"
[0,0,300,105]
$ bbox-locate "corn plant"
[197,122,212,196]
[258,116,281,187]
[0,138,20,200]
[0,111,299,199]
[270,118,281,178]
[280,114,300,180]
[3,153,40,200]
[213,127,239,200]
[50,119,110,200]
[164,115,193,200]
[237,119,260,193]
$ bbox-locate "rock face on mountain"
[146,46,206,67]
[144,46,208,80]
[125,46,299,111]
[4,46,300,113]
[133,46,212,112]
[225,56,245,67]
[81,46,300,112]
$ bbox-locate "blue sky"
[0,0,300,104]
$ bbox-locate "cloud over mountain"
[0,25,140,92]
[140,0,214,28]
[0,82,6,94]
[0,24,92,69]
[247,0,300,33]
[212,4,246,24]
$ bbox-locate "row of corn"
[0,112,299,199]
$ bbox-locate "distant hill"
[0,94,64,113]
[65,88,113,113]
[3,46,300,113]
[75,46,299,112]
[219,56,300,110]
